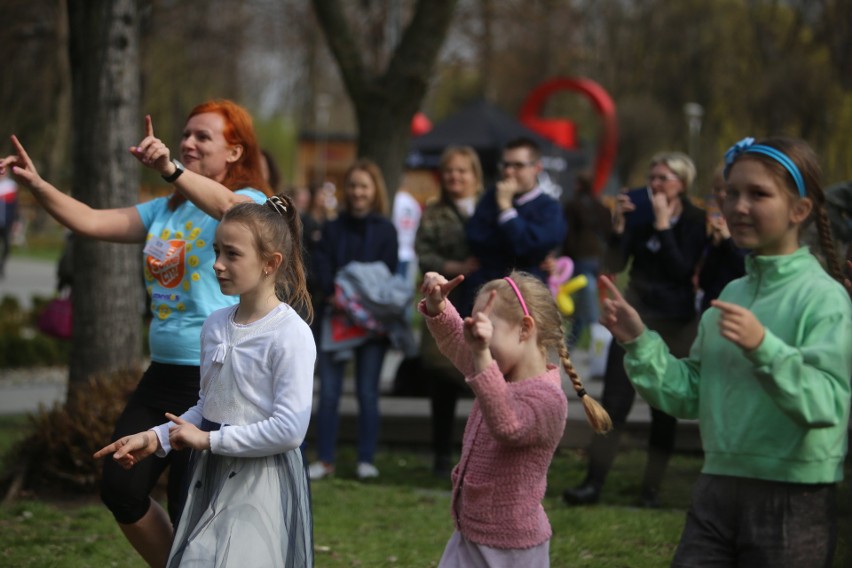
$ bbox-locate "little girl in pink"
[420,270,611,567]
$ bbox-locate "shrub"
[4,368,140,493]
[0,294,71,368]
[0,296,25,334]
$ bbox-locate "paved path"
[0,256,56,309]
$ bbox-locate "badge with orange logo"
[147,240,186,289]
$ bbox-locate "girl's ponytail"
[558,344,613,434]
[226,193,314,323]
[267,193,313,323]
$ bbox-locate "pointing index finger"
[145,115,154,138]
[442,274,465,295]
[710,300,741,314]
[165,412,185,425]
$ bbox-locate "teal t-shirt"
[136,189,266,365]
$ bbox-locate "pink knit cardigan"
[421,299,568,549]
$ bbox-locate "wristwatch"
[162,159,185,183]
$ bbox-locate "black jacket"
[604,196,707,321]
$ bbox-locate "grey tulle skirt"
[167,448,313,567]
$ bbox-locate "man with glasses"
[463,137,567,313]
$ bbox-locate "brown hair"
[478,271,613,433]
[169,100,271,209]
[727,137,844,285]
[342,159,389,216]
[503,137,542,162]
[221,193,313,323]
[439,145,484,199]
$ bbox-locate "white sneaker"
[308,461,334,480]
[356,462,379,480]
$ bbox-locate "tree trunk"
[312,0,458,199]
[66,0,143,401]
[355,91,422,199]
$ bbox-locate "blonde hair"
[221,193,313,322]
[650,151,696,191]
[479,271,613,433]
[439,145,484,198]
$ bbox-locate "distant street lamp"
[684,102,704,167]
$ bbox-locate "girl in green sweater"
[599,137,851,567]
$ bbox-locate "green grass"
[0,415,31,457]
[0,500,145,568]
[0,419,849,567]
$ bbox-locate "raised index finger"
[145,115,154,138]
[10,135,33,167]
[480,289,497,316]
[598,275,625,302]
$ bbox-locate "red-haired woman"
[1,99,271,567]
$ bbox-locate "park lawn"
[0,417,849,567]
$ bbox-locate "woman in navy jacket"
[564,151,707,508]
[308,159,398,481]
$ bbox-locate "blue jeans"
[569,257,601,346]
[316,339,387,464]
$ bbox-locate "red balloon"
[410,112,433,136]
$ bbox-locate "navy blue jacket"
[465,187,566,309]
[312,212,398,299]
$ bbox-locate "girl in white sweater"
[95,194,316,567]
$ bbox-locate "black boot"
[563,429,621,506]
[639,447,671,508]
[562,482,601,505]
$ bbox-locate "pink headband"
[503,277,530,317]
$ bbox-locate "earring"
[264,271,269,277]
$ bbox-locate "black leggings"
[430,371,470,461]
[586,316,698,489]
[601,340,677,447]
[100,362,200,525]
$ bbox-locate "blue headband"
[723,137,806,198]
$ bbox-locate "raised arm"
[0,135,146,243]
[130,115,254,220]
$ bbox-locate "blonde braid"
[558,343,612,434]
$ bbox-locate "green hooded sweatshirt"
[623,247,852,484]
